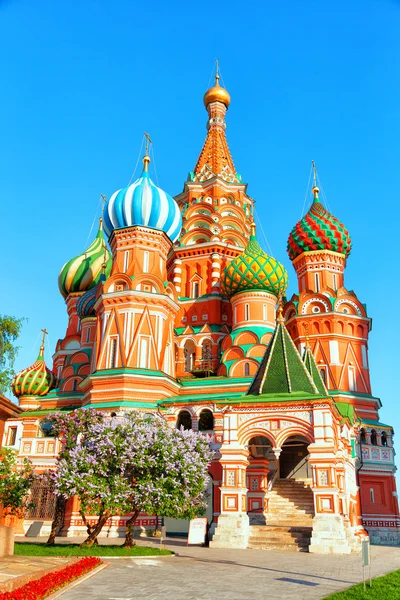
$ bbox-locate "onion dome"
[103,154,182,243]
[12,335,56,398]
[287,186,352,261]
[58,219,111,299]
[221,224,288,299]
[76,284,98,319]
[204,74,231,108]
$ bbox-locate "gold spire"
[101,243,108,274]
[39,328,48,358]
[143,132,152,172]
[277,297,284,323]
[250,220,256,237]
[311,160,319,199]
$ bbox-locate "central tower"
[169,72,255,376]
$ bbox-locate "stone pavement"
[30,536,400,600]
[0,555,75,593]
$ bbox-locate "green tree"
[0,315,25,393]
[0,448,35,519]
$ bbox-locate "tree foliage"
[0,448,35,518]
[46,409,213,547]
[0,315,25,393]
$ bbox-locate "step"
[249,535,310,543]
[250,526,312,533]
[248,542,309,552]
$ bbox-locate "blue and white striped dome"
[103,168,182,243]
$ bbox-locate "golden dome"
[203,74,231,108]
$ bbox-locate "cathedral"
[6,73,400,553]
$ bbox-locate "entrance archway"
[279,435,310,479]
[246,436,273,523]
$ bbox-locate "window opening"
[198,410,214,431]
[370,429,377,446]
[7,427,17,446]
[177,411,192,430]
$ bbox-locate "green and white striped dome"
[58,219,112,299]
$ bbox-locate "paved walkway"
[21,536,399,600]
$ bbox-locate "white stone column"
[173,259,182,294]
[211,253,221,294]
[210,413,250,549]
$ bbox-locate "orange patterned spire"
[191,72,241,184]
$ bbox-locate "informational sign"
[362,539,369,566]
[361,539,371,591]
[187,517,208,546]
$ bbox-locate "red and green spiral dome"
[287,188,352,260]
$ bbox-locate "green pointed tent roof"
[302,344,328,396]
[247,309,320,397]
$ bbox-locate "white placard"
[187,517,208,546]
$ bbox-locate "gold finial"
[203,60,231,108]
[277,297,284,322]
[304,323,310,349]
[250,220,256,237]
[40,328,48,357]
[100,194,107,215]
[215,58,220,86]
[143,132,152,172]
[311,160,319,199]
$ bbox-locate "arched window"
[177,411,192,430]
[184,340,195,372]
[198,409,214,431]
[143,251,149,274]
[193,281,200,298]
[319,368,327,384]
[109,338,117,369]
[245,304,250,321]
[39,419,55,438]
[202,341,212,361]
[360,428,366,444]
[370,429,377,446]
[244,362,250,377]
[381,431,388,447]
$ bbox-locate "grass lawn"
[14,543,172,557]
[324,569,400,599]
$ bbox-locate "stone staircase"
[248,478,314,551]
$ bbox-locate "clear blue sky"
[1,0,399,439]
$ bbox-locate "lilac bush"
[46,409,212,547]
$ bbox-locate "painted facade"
[6,73,400,551]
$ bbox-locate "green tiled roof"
[335,401,356,424]
[247,317,319,396]
[229,326,274,345]
[174,324,225,335]
[361,419,392,428]
[302,345,328,396]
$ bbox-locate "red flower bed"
[0,556,102,600]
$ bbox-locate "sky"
[1,0,400,440]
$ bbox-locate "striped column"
[173,259,182,294]
[211,253,221,294]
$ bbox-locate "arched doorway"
[279,435,310,479]
[183,340,196,372]
[246,436,273,524]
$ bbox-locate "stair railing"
[268,469,279,491]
